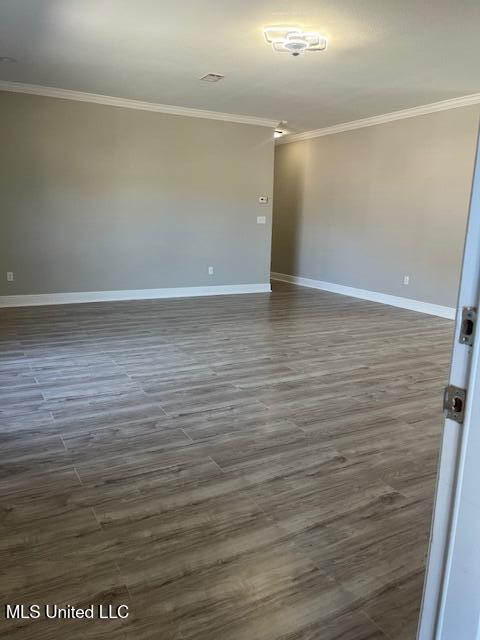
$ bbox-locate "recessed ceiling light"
[263,27,327,56]
[0,56,17,63]
[200,73,224,82]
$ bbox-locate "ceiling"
[1,0,479,133]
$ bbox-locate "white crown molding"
[0,283,271,308]
[0,81,279,128]
[271,272,456,319]
[277,93,480,144]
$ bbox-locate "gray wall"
[0,91,274,296]
[272,106,480,308]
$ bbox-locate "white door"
[419,122,480,639]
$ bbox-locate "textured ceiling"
[0,0,479,133]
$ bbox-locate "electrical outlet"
[208,266,214,275]
[257,216,266,225]
[6,271,14,282]
[403,275,409,285]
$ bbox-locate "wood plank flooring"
[0,282,453,639]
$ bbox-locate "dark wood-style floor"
[0,282,453,639]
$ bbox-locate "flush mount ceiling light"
[263,26,327,56]
[200,73,224,82]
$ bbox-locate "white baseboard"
[271,272,456,320]
[0,283,271,308]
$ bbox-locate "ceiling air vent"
[200,73,224,82]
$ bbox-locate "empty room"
[1,1,480,639]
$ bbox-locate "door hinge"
[443,385,467,424]
[459,306,477,346]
